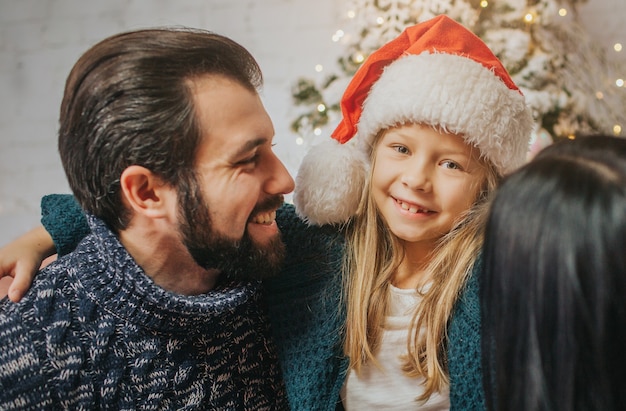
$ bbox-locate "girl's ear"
[119,165,174,219]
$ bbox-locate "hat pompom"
[294,139,368,226]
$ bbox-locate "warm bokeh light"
[596,91,604,99]
[480,1,488,8]
[315,64,323,72]
[615,43,623,52]
[317,104,326,112]
[614,125,622,135]
[558,8,567,17]
[332,30,345,42]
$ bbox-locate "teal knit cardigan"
[40,194,485,410]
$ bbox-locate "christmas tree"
[291,0,626,151]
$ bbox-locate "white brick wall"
[0,0,345,245]
[0,0,625,246]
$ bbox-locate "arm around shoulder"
[0,225,55,302]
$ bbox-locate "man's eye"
[238,153,260,166]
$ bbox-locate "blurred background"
[1,0,625,246]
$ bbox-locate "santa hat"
[293,15,534,226]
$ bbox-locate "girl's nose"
[401,161,432,192]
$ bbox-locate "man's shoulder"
[2,258,77,327]
[0,295,48,405]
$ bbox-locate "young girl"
[293,14,532,408]
[481,135,626,411]
[0,16,533,409]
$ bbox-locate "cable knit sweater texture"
[4,194,485,410]
[0,213,288,410]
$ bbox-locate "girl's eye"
[393,145,410,155]
[441,160,462,170]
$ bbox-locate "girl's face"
[371,123,486,250]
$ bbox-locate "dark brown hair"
[59,28,262,231]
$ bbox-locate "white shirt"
[341,284,450,410]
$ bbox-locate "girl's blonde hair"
[343,127,500,401]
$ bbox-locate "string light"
[332,30,344,42]
[315,64,324,73]
[614,125,622,135]
[314,128,322,136]
[480,1,488,8]
[524,13,535,23]
[567,134,576,140]
[317,104,326,113]
[347,10,356,19]
[296,137,304,145]
[616,78,624,87]
[352,52,365,64]
[376,16,385,25]
[558,8,567,17]
[614,43,623,52]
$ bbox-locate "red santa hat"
[294,15,534,225]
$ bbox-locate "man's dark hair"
[58,28,263,231]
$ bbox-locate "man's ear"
[119,165,174,219]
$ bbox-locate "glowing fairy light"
[315,64,324,73]
[347,10,356,19]
[376,16,385,25]
[558,8,567,17]
[332,30,345,42]
[296,137,304,145]
[616,78,624,87]
[353,52,365,64]
[480,1,488,8]
[615,43,623,52]
[314,128,322,136]
[614,125,622,135]
[317,104,326,113]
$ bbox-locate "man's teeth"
[251,211,276,224]
[398,200,429,214]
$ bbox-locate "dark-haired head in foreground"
[481,135,626,411]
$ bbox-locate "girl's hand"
[0,226,56,302]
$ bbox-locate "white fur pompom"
[293,139,368,226]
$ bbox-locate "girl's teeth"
[399,200,424,214]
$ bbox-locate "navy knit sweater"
[9,195,485,410]
[0,215,288,410]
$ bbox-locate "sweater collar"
[68,215,261,334]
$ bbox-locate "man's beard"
[176,176,286,282]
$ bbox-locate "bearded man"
[0,28,295,410]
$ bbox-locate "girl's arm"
[0,194,89,302]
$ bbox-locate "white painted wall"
[1,0,624,246]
